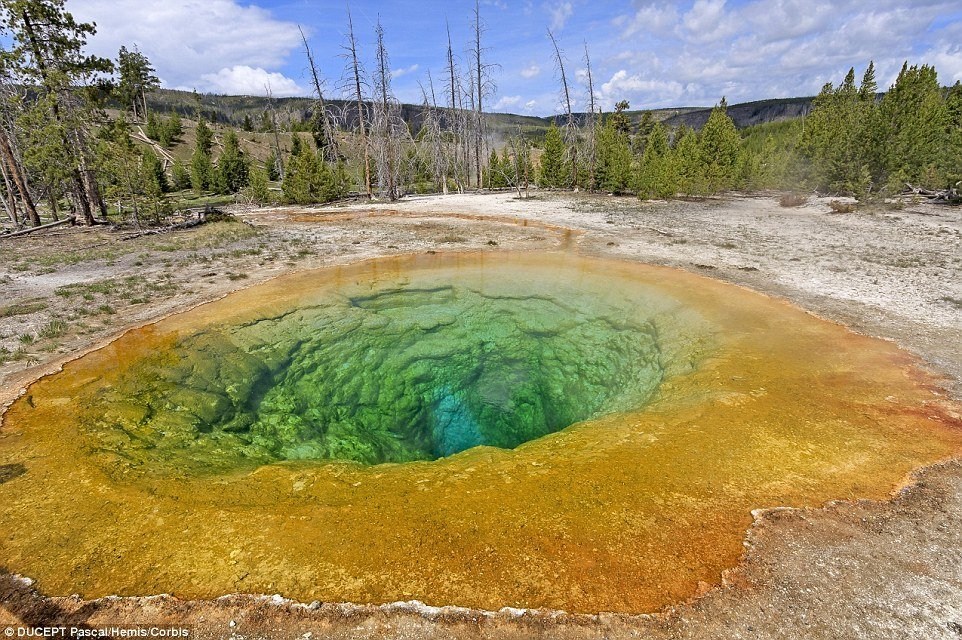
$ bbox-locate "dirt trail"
[1,192,961,638]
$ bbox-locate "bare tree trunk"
[548,29,578,188]
[0,155,20,225]
[73,126,108,220]
[466,73,477,188]
[445,24,466,194]
[472,0,483,189]
[0,129,39,226]
[373,19,397,201]
[83,167,108,219]
[344,8,372,199]
[300,25,339,163]
[430,71,448,195]
[584,42,597,192]
[47,189,59,221]
[72,168,94,225]
[265,84,284,180]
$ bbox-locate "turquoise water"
[80,261,677,471]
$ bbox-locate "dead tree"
[548,29,578,188]
[371,18,401,201]
[444,23,467,193]
[583,42,598,191]
[419,72,448,194]
[299,25,339,163]
[341,7,372,198]
[0,127,39,226]
[509,127,532,199]
[264,83,284,180]
[470,0,497,189]
[0,159,18,225]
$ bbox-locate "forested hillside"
[1,0,960,233]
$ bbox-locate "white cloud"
[392,64,420,78]
[925,45,962,83]
[525,100,538,111]
[70,0,303,95]
[600,69,684,106]
[546,1,574,31]
[493,95,523,110]
[617,3,679,38]
[198,66,304,97]
[604,0,962,107]
[681,0,727,33]
[520,64,541,79]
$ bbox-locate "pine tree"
[699,99,742,193]
[539,121,568,188]
[265,149,280,181]
[190,149,212,193]
[96,115,166,224]
[800,65,878,196]
[501,148,516,186]
[242,114,254,132]
[487,148,507,188]
[674,127,706,196]
[159,112,182,147]
[144,112,161,141]
[142,150,167,193]
[877,63,947,190]
[595,119,632,193]
[942,81,962,188]
[171,161,190,191]
[215,130,249,194]
[116,45,159,121]
[634,122,676,200]
[1,0,114,224]
[243,166,270,205]
[290,133,303,159]
[608,100,632,136]
[195,118,214,155]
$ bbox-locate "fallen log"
[119,210,217,241]
[903,183,961,202]
[0,215,76,239]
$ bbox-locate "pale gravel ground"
[1,191,961,638]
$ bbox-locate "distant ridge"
[142,88,814,135]
[662,97,814,129]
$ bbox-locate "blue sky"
[69,0,962,115]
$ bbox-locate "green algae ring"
[1,251,960,614]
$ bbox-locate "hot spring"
[0,251,959,613]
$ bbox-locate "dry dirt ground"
[1,191,961,638]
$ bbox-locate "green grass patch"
[145,221,259,253]
[0,301,48,318]
[38,319,68,339]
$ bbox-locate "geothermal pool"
[0,251,960,613]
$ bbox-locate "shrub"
[829,200,857,213]
[779,192,809,207]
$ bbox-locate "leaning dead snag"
[444,24,462,192]
[263,83,284,181]
[548,28,578,188]
[0,127,39,226]
[299,25,339,164]
[419,72,448,194]
[340,6,372,199]
[371,18,401,201]
[583,41,598,192]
